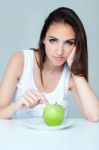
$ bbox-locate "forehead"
[46,23,75,39]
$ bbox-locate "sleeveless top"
[11,49,71,119]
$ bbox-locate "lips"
[53,56,65,61]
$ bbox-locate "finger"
[23,93,38,107]
[29,89,48,103]
[39,99,48,104]
[67,47,76,68]
[33,90,46,100]
[25,90,41,102]
[21,97,31,108]
[26,90,41,100]
[69,47,76,59]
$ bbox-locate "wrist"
[71,74,85,81]
[11,102,20,113]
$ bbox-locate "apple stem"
[54,102,57,105]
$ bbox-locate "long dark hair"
[38,7,88,82]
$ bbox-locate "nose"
[56,49,63,55]
[56,44,64,55]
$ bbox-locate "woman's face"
[43,23,76,66]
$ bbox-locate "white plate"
[22,118,73,131]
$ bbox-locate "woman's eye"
[49,39,57,43]
[65,40,75,46]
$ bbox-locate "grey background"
[0,0,99,118]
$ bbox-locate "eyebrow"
[48,36,75,42]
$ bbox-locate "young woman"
[0,7,99,121]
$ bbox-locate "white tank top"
[12,49,71,119]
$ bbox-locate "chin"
[54,61,65,66]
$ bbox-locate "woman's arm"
[0,51,24,119]
[67,47,99,122]
[69,74,99,122]
[0,51,47,119]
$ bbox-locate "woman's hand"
[14,89,48,111]
[67,47,76,69]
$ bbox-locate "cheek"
[45,43,57,53]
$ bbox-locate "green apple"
[43,104,65,126]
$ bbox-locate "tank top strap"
[22,49,33,68]
[16,49,34,88]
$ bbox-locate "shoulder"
[10,50,24,61]
[7,51,24,78]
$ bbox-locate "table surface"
[0,118,99,150]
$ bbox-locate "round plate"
[22,118,73,131]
